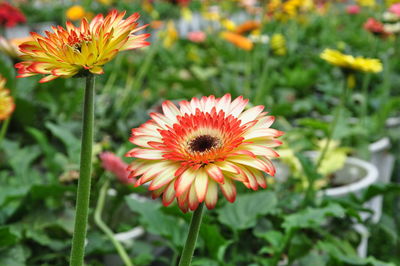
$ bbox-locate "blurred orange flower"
[235,20,261,35]
[221,31,253,51]
[66,5,86,21]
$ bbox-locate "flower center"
[67,33,92,52]
[188,135,220,153]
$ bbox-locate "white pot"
[385,116,400,128]
[321,156,378,198]
[365,137,395,225]
[276,155,378,258]
[320,156,378,258]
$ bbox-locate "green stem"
[271,229,294,266]
[243,51,252,98]
[0,117,11,146]
[70,75,95,266]
[94,179,133,266]
[360,73,371,129]
[254,52,271,105]
[316,77,348,170]
[178,203,205,266]
[120,42,159,117]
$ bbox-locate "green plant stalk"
[315,76,349,170]
[120,42,159,116]
[254,51,272,105]
[376,55,392,132]
[70,75,95,266]
[94,179,133,266]
[178,203,205,266]
[243,51,252,98]
[0,117,11,146]
[360,73,371,129]
[271,228,294,266]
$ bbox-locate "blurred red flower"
[346,5,360,15]
[389,3,400,16]
[187,31,206,43]
[0,2,26,27]
[100,152,135,185]
[364,18,389,37]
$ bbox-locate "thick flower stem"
[178,203,205,266]
[94,179,133,266]
[70,75,95,266]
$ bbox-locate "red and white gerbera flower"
[126,94,283,212]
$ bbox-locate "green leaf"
[297,118,329,134]
[217,191,277,230]
[192,258,219,266]
[318,240,395,266]
[2,140,41,180]
[295,152,322,184]
[125,196,188,248]
[0,227,19,247]
[199,224,227,260]
[297,249,328,266]
[258,231,284,250]
[283,203,345,231]
[45,122,80,160]
[25,229,67,251]
[288,233,313,261]
[362,183,400,202]
[0,245,30,266]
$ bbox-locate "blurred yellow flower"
[142,0,154,13]
[163,21,178,48]
[320,49,383,73]
[270,33,287,56]
[66,5,86,21]
[202,11,220,21]
[280,140,350,190]
[268,0,314,21]
[181,7,193,21]
[221,19,236,31]
[356,0,376,7]
[0,76,15,121]
[316,140,350,178]
[386,0,400,6]
[221,31,253,51]
[96,0,113,5]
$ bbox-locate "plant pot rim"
[114,226,145,242]
[322,156,378,197]
[368,137,390,153]
[386,116,400,128]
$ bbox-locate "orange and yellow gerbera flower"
[15,10,150,83]
[126,94,283,212]
[0,76,15,120]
